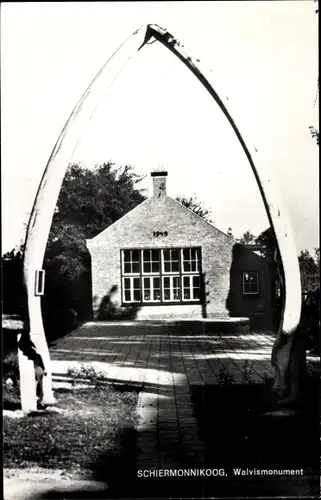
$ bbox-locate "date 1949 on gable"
[153,231,168,237]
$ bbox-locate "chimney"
[151,171,168,198]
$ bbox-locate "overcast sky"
[1,1,319,255]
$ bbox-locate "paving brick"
[50,323,279,472]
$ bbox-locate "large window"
[121,248,201,304]
[242,272,259,295]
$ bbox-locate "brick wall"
[87,196,234,320]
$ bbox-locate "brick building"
[86,172,276,326]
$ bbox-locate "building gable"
[86,194,231,250]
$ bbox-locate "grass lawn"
[4,384,139,484]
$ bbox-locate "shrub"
[66,364,107,389]
[3,351,20,388]
[217,366,235,385]
[241,360,255,384]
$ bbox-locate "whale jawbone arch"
[21,24,302,411]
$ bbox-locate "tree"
[238,230,257,245]
[314,247,320,268]
[298,249,319,292]
[2,246,25,315]
[42,162,146,337]
[176,195,213,223]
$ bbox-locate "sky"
[1,1,319,256]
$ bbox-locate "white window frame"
[121,247,201,304]
[242,272,259,295]
[182,274,200,302]
[35,270,45,296]
[122,249,140,276]
[142,276,161,303]
[162,275,181,302]
[142,249,161,275]
[181,248,200,274]
[162,249,180,275]
[122,276,141,303]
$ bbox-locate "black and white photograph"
[2,2,319,499]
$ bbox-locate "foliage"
[216,366,235,385]
[66,364,108,389]
[301,287,320,354]
[41,162,146,337]
[52,163,146,240]
[241,360,255,384]
[299,249,319,292]
[176,195,213,223]
[2,246,25,315]
[238,230,257,245]
[3,351,20,389]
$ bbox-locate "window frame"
[122,276,142,303]
[182,274,201,302]
[122,249,141,276]
[142,275,162,303]
[162,275,181,302]
[242,271,260,296]
[120,247,202,306]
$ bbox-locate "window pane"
[191,261,197,272]
[133,278,140,288]
[153,289,161,301]
[164,262,171,273]
[132,263,140,274]
[183,248,190,260]
[172,261,179,272]
[193,276,200,287]
[183,276,190,287]
[184,289,191,299]
[125,290,131,301]
[144,277,150,288]
[163,250,170,261]
[164,289,170,300]
[143,250,151,262]
[151,262,160,273]
[133,289,141,301]
[173,289,180,300]
[193,288,200,300]
[124,263,131,274]
[243,272,258,294]
[153,278,160,288]
[172,250,179,261]
[151,250,159,261]
[144,290,151,301]
[132,250,140,261]
[164,277,170,287]
[124,278,130,289]
[143,262,151,273]
[183,261,191,272]
[123,251,130,262]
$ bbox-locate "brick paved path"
[50,321,279,471]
